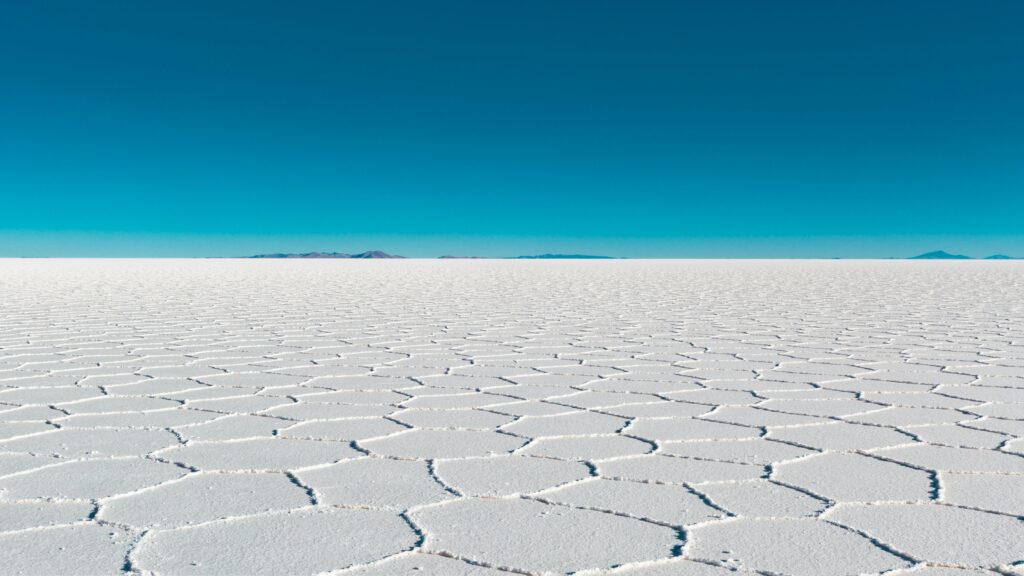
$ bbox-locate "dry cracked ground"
[1,259,1023,576]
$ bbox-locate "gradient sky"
[2,1,1022,257]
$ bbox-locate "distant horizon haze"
[0,239,1019,260]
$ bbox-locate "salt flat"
[1,259,1022,575]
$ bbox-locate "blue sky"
[2,1,1022,257]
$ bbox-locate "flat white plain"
[0,259,1022,575]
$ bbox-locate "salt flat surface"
[1,259,1022,575]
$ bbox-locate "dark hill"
[908,250,971,260]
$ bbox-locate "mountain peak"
[350,251,404,259]
[908,250,971,260]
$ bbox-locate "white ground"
[1,259,1022,576]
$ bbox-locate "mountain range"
[908,250,1020,260]
[249,251,403,259]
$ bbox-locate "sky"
[2,0,1022,258]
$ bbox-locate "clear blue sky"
[2,1,1022,257]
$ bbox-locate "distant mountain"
[908,250,971,260]
[984,254,1021,260]
[350,251,403,259]
[250,252,349,258]
[512,254,615,259]
[249,251,404,259]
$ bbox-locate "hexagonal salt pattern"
[1,259,1023,575]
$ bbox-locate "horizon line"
[3,256,1021,261]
